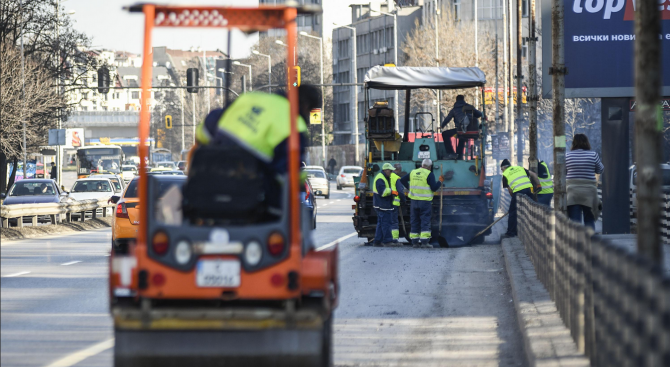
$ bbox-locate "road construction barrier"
[517,195,670,367]
[0,198,115,228]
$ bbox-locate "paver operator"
[501,159,538,238]
[399,159,444,248]
[389,163,405,244]
[440,95,483,160]
[372,163,396,247]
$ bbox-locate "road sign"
[310,108,321,125]
[48,129,66,146]
[165,115,173,129]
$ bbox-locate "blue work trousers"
[410,200,433,244]
[374,208,394,244]
[506,188,534,236]
[390,207,399,240]
[537,193,553,207]
[567,205,596,231]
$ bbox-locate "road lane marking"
[316,232,357,251]
[3,271,30,278]
[337,199,342,202]
[45,338,114,367]
[61,261,82,266]
[329,201,335,204]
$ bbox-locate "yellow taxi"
[111,175,186,254]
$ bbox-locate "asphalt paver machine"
[353,66,495,247]
[109,4,338,366]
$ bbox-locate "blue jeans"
[410,200,433,244]
[374,208,394,244]
[390,207,400,240]
[537,193,553,206]
[567,205,596,231]
[506,188,534,236]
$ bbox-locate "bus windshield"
[77,148,123,176]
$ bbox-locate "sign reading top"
[542,0,670,98]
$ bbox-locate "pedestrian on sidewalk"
[536,160,554,206]
[566,134,603,230]
[50,162,57,181]
[389,163,406,244]
[372,163,395,247]
[399,159,444,248]
[327,157,337,175]
[501,159,537,238]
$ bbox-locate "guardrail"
[1,198,116,228]
[517,195,670,366]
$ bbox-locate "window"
[131,91,139,99]
[82,92,88,100]
[522,0,529,17]
[522,39,528,58]
[338,39,350,58]
[93,105,97,111]
[454,0,461,20]
[478,0,502,19]
[102,106,108,111]
[81,106,88,111]
[357,68,367,83]
[386,27,393,48]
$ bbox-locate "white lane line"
[316,232,358,251]
[329,201,335,204]
[3,271,30,278]
[337,199,342,202]
[61,261,82,266]
[45,338,114,367]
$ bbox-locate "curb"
[1,217,113,242]
[501,237,590,367]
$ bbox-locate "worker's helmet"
[422,159,433,168]
[382,163,394,171]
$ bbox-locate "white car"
[121,165,137,182]
[337,166,363,190]
[304,166,330,199]
[88,173,125,195]
[155,161,176,170]
[69,178,116,218]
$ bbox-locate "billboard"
[484,87,527,105]
[542,0,670,98]
[65,128,84,148]
[491,133,511,160]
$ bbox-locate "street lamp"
[370,8,400,131]
[232,61,252,92]
[299,31,326,168]
[275,39,287,47]
[333,23,359,166]
[252,50,272,93]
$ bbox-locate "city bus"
[76,145,125,178]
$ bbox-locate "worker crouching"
[501,159,537,238]
[399,159,444,248]
[372,163,397,247]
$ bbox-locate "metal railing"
[517,195,670,366]
[1,198,116,228]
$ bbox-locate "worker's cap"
[422,158,433,167]
[500,159,511,168]
[382,163,394,171]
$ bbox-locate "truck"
[352,66,494,247]
[110,4,337,366]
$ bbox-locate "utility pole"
[528,0,538,173]
[508,0,515,164]
[474,0,479,108]
[503,1,509,136]
[516,0,523,165]
[180,88,185,151]
[20,0,27,178]
[551,0,566,212]
[192,94,196,144]
[435,8,440,124]
[335,24,359,165]
[495,32,499,131]
[634,0,663,263]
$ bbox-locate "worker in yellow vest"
[536,160,554,206]
[501,159,538,238]
[398,159,444,248]
[389,163,406,244]
[372,163,396,247]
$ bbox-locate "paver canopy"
[364,66,486,90]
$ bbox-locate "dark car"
[301,179,317,229]
[1,179,68,224]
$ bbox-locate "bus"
[76,145,124,178]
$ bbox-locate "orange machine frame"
[133,5,303,289]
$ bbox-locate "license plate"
[417,151,430,159]
[196,259,241,287]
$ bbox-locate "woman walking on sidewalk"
[566,134,604,230]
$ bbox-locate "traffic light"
[288,66,301,89]
[97,67,110,94]
[187,68,199,93]
[165,115,172,129]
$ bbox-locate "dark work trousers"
[506,188,534,236]
[567,205,596,231]
[537,193,553,207]
[410,200,433,244]
[390,206,400,240]
[374,208,394,244]
[441,129,466,158]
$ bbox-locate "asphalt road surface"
[1,186,525,367]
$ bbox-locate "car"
[337,165,363,190]
[629,163,670,214]
[121,165,137,182]
[1,179,68,224]
[110,175,187,254]
[155,161,176,170]
[157,170,185,175]
[150,167,172,173]
[301,178,317,229]
[304,165,330,198]
[88,173,126,194]
[69,178,116,219]
[176,161,187,171]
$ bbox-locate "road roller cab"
[109,4,337,366]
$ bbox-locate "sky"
[66,0,260,58]
[64,0,363,57]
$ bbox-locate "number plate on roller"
[196,259,240,287]
[417,151,430,159]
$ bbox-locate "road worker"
[501,159,538,238]
[372,163,396,247]
[389,163,405,244]
[399,159,444,248]
[536,160,554,206]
